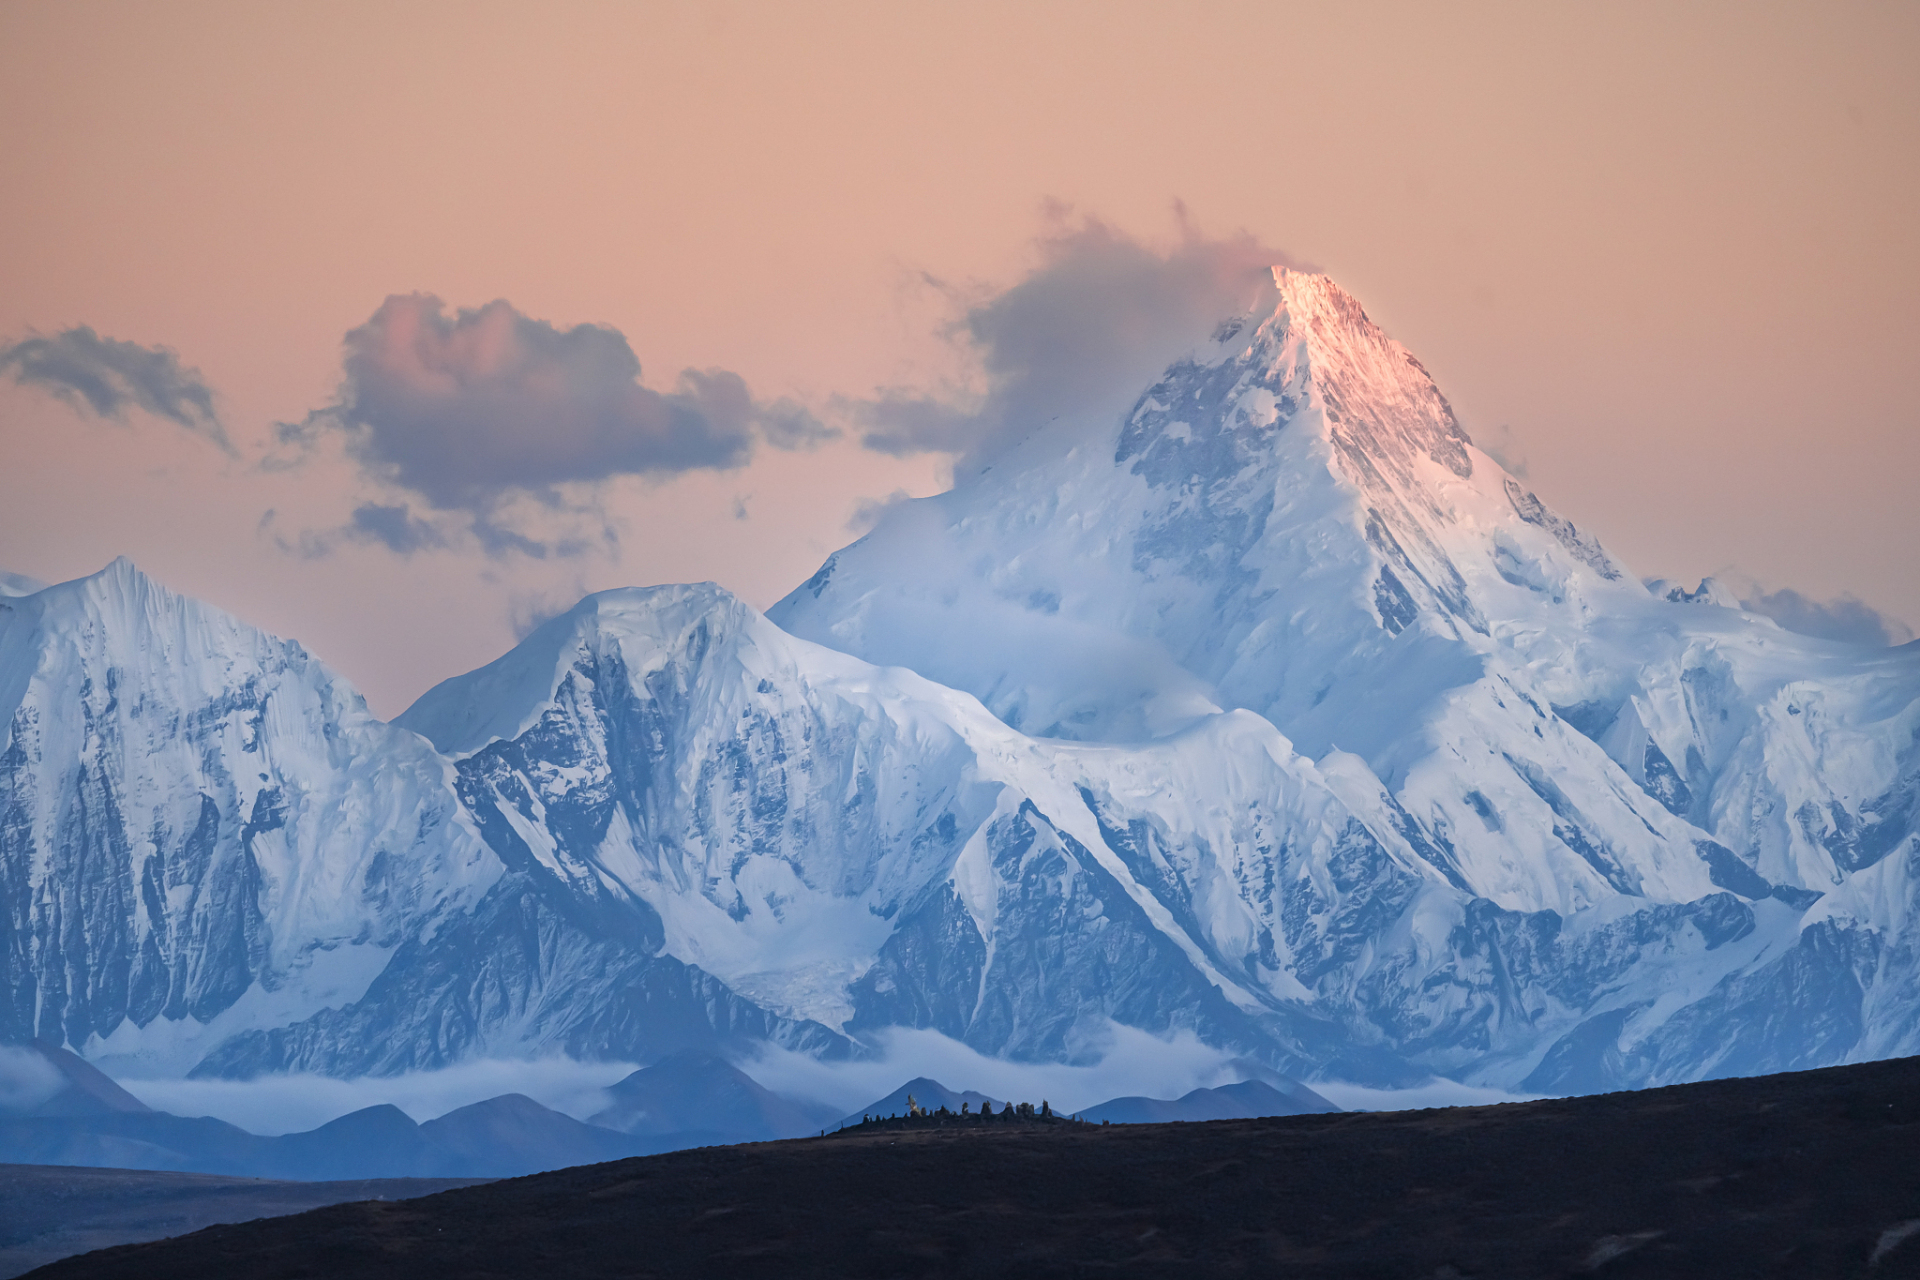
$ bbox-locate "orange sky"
[1,0,1915,715]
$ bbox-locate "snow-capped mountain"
[0,559,498,1075]
[770,267,1920,1088]
[382,582,1411,1077]
[0,565,834,1080]
[3,266,1915,1096]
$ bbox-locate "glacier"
[3,266,1915,1097]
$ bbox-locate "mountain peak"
[1269,265,1371,328]
[90,554,162,600]
[72,555,150,594]
[1270,269,1475,485]
[1121,266,1475,498]
[14,556,176,624]
[396,580,759,757]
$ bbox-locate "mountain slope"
[0,566,851,1082]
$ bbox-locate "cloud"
[103,1029,1523,1137]
[348,503,447,555]
[0,1045,63,1113]
[743,1023,1248,1117]
[506,579,587,640]
[0,326,232,454]
[127,1025,1249,1129]
[846,488,912,533]
[278,295,835,556]
[1740,585,1915,646]
[114,1030,1227,1133]
[841,212,1306,468]
[743,1024,1535,1117]
[1476,423,1531,479]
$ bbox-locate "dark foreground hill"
[0,1165,485,1278]
[29,1056,1920,1279]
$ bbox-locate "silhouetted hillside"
[27,1055,1920,1278]
[0,1165,483,1278]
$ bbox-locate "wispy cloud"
[348,502,447,555]
[1740,583,1915,646]
[1476,423,1531,479]
[506,578,588,640]
[839,210,1306,470]
[846,488,912,534]
[0,326,232,454]
[1308,1079,1545,1111]
[108,1026,1530,1137]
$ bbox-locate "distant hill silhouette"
[591,1049,837,1141]
[0,1076,682,1181]
[1079,1079,1336,1124]
[0,1042,150,1119]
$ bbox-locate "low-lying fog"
[74,1024,1539,1135]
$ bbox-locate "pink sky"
[1,0,1915,715]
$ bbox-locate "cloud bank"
[121,1027,1250,1132]
[1740,585,1915,647]
[110,1025,1538,1136]
[0,327,232,454]
[279,294,834,556]
[745,1024,1277,1117]
[843,214,1304,469]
